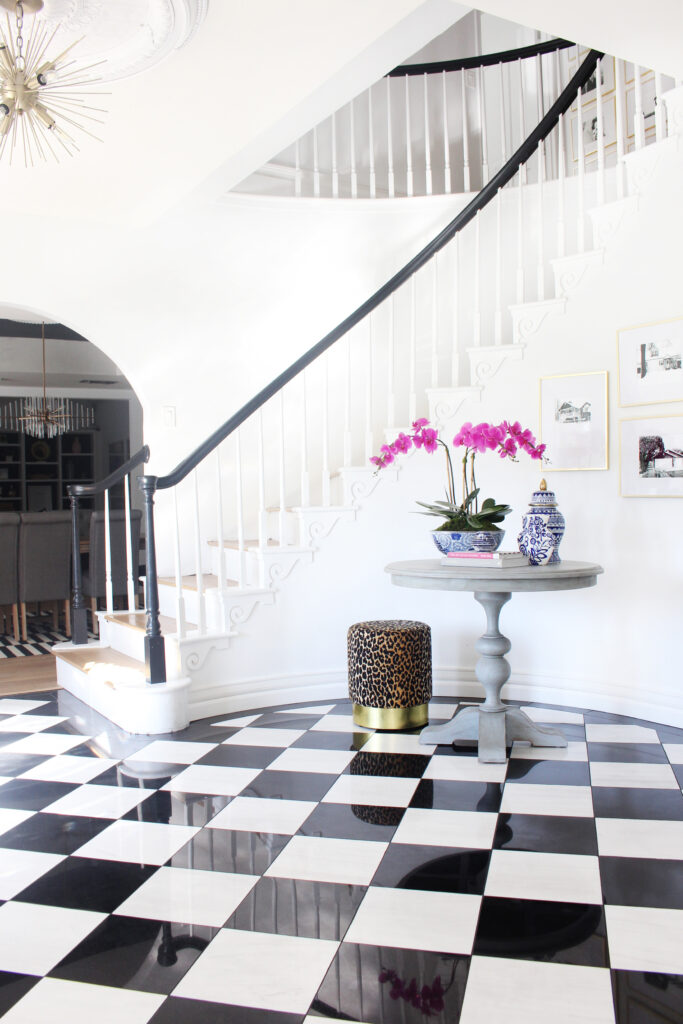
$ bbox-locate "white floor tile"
[126,740,217,765]
[115,865,258,927]
[322,774,419,808]
[19,754,120,784]
[0,714,69,733]
[211,715,261,727]
[585,724,660,744]
[605,905,683,974]
[174,928,339,1013]
[208,796,317,835]
[0,848,64,899]
[222,727,305,748]
[0,901,106,975]
[345,886,480,955]
[360,733,435,755]
[2,733,89,756]
[1,977,165,1024]
[0,808,35,838]
[427,703,461,720]
[596,817,683,859]
[663,743,683,764]
[0,699,48,714]
[74,819,199,865]
[266,747,356,774]
[510,741,588,761]
[520,706,584,724]
[460,956,615,1024]
[0,777,11,786]
[393,808,498,850]
[42,783,152,819]
[265,835,388,885]
[310,715,371,734]
[485,849,603,904]
[275,705,335,715]
[424,755,507,783]
[161,764,262,796]
[590,761,678,789]
[501,783,594,817]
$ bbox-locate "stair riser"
[97,615,183,680]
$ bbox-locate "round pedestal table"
[385,559,603,763]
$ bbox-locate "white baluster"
[368,84,376,198]
[405,77,413,196]
[537,141,545,300]
[557,113,566,257]
[387,295,395,427]
[596,57,605,204]
[461,69,470,191]
[441,70,451,193]
[300,372,310,506]
[577,84,586,251]
[615,59,626,199]
[349,98,358,199]
[423,73,432,195]
[451,235,460,383]
[365,315,374,462]
[516,167,524,302]
[331,111,339,198]
[172,487,186,639]
[215,448,228,611]
[473,212,481,346]
[343,334,352,467]
[386,77,395,198]
[193,469,206,631]
[104,488,113,613]
[313,125,320,198]
[431,255,439,385]
[321,357,330,506]
[294,138,302,197]
[498,62,507,167]
[494,192,502,345]
[256,409,267,554]
[655,71,664,142]
[634,65,644,149]
[234,432,246,587]
[409,275,417,422]
[478,65,488,184]
[278,391,287,544]
[518,58,527,182]
[123,474,135,611]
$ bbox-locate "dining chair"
[0,512,20,643]
[83,509,142,633]
[18,511,72,641]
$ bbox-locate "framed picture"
[617,315,683,407]
[540,371,609,471]
[569,53,615,111]
[620,415,683,496]
[570,97,616,162]
[625,79,658,140]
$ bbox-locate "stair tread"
[57,645,145,681]
[158,574,225,590]
[103,612,193,633]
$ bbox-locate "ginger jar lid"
[529,478,558,508]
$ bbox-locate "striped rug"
[0,616,95,658]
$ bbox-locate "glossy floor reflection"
[0,691,680,1023]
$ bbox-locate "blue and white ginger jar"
[517,480,565,565]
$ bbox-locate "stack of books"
[440,550,530,568]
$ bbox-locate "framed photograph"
[569,53,615,111]
[617,315,683,407]
[570,97,616,162]
[540,371,609,471]
[620,415,683,496]
[625,79,658,140]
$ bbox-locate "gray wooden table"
[385,559,604,763]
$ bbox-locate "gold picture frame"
[620,414,683,497]
[570,96,617,163]
[540,371,609,472]
[568,52,616,112]
[617,314,683,407]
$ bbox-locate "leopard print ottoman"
[347,619,432,730]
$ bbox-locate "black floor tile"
[0,752,49,776]
[94,764,177,789]
[673,765,683,788]
[15,856,156,912]
[345,752,430,779]
[313,942,470,1024]
[0,971,40,1016]
[600,857,683,909]
[298,801,402,841]
[243,770,337,802]
[0,733,33,749]
[0,778,78,811]
[505,759,591,785]
[592,787,683,820]
[494,813,598,856]
[611,969,683,1023]
[292,731,370,751]
[474,897,607,966]
[0,811,110,854]
[372,843,491,895]
[121,790,231,827]
[226,876,365,939]
[170,828,291,875]
[149,998,304,1024]
[410,779,503,813]
[587,743,669,764]
[196,744,279,769]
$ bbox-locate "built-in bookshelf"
[0,430,95,512]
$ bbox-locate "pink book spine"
[446,551,497,559]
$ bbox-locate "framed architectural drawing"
[569,53,615,111]
[570,98,617,162]
[625,79,658,140]
[540,371,609,471]
[617,315,683,406]
[620,415,683,496]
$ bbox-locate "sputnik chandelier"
[0,0,106,164]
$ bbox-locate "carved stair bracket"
[509,299,566,345]
[333,466,398,506]
[257,547,314,589]
[622,142,672,195]
[292,506,356,548]
[466,344,525,387]
[588,196,638,249]
[426,387,482,427]
[207,587,275,633]
[662,86,683,142]
[180,634,236,676]
[551,249,604,298]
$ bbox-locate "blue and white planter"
[431,529,505,555]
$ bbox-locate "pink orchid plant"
[371,418,546,532]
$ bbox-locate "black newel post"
[140,475,166,684]
[70,492,88,645]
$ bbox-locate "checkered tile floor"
[0,692,681,1023]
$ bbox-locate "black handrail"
[68,444,150,497]
[387,37,575,78]
[156,47,602,493]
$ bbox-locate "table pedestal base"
[420,589,567,763]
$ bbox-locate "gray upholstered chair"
[18,511,72,641]
[0,512,20,643]
[83,509,142,633]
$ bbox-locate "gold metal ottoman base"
[352,702,429,731]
